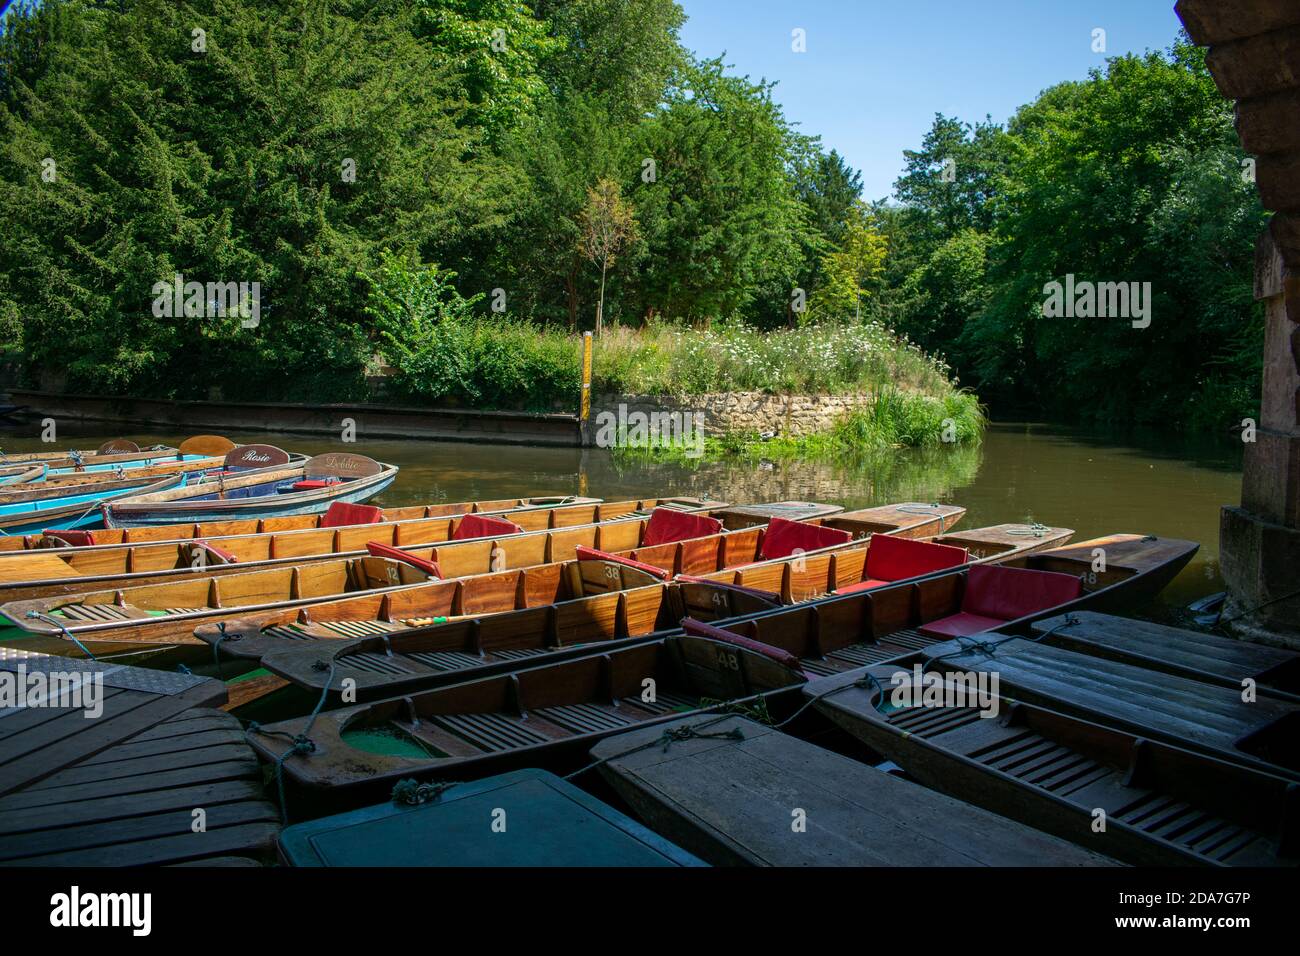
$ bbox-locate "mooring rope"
[24,610,98,660]
[246,658,338,823]
[563,713,746,782]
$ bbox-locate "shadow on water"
[0,419,1242,614]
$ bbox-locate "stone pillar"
[1220,228,1300,646]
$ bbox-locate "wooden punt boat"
[0,493,604,554]
[0,464,46,486]
[0,496,681,601]
[0,448,278,495]
[277,768,704,866]
[805,664,1300,866]
[243,521,1058,705]
[247,631,808,807]
[1028,611,1300,702]
[589,715,1114,866]
[186,501,964,663]
[830,633,1300,782]
[669,534,1198,680]
[0,434,233,472]
[0,496,718,601]
[0,499,823,654]
[101,449,399,527]
[0,472,188,536]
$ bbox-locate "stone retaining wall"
[592,390,874,438]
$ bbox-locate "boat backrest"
[962,563,1083,621]
[574,545,670,581]
[41,529,96,547]
[321,502,385,528]
[365,541,442,579]
[224,444,292,471]
[178,435,236,456]
[188,540,240,566]
[452,513,524,541]
[302,452,384,480]
[96,439,140,455]
[641,508,723,547]
[759,517,852,561]
[865,535,968,583]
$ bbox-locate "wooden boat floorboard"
[590,715,1116,866]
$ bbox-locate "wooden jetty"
[0,649,277,865]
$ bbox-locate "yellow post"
[579,331,593,446]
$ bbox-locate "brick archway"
[1178,1,1300,643]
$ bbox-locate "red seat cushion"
[674,574,781,604]
[292,479,341,490]
[365,541,441,578]
[452,513,524,541]
[864,534,968,582]
[574,545,669,580]
[321,502,385,529]
[961,563,1084,621]
[641,508,723,547]
[836,578,891,594]
[759,517,853,561]
[42,530,95,547]
[680,618,804,672]
[918,612,1007,639]
[191,539,239,565]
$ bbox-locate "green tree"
[0,0,515,398]
[811,202,888,321]
[579,177,638,335]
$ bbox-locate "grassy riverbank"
[611,387,986,465]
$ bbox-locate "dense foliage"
[0,0,860,400]
[875,43,1267,430]
[0,3,1265,434]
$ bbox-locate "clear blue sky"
[677,0,1187,200]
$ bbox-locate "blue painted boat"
[102,448,398,528]
[277,769,704,867]
[0,472,188,535]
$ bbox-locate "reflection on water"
[0,421,1242,614]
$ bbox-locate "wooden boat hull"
[805,665,1300,866]
[102,466,398,527]
[678,534,1199,681]
[0,499,747,657]
[247,633,809,811]
[0,473,188,535]
[241,520,1057,706]
[591,716,1114,866]
[0,493,608,554]
[0,497,730,603]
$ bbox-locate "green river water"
[0,420,1243,619]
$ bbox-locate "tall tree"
[578,177,638,334]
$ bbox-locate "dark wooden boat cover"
[589,716,1115,866]
[916,636,1300,779]
[1031,611,1300,700]
[278,768,703,867]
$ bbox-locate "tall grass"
[592,318,953,398]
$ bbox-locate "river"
[1,420,1241,618]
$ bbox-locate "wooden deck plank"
[8,821,281,866]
